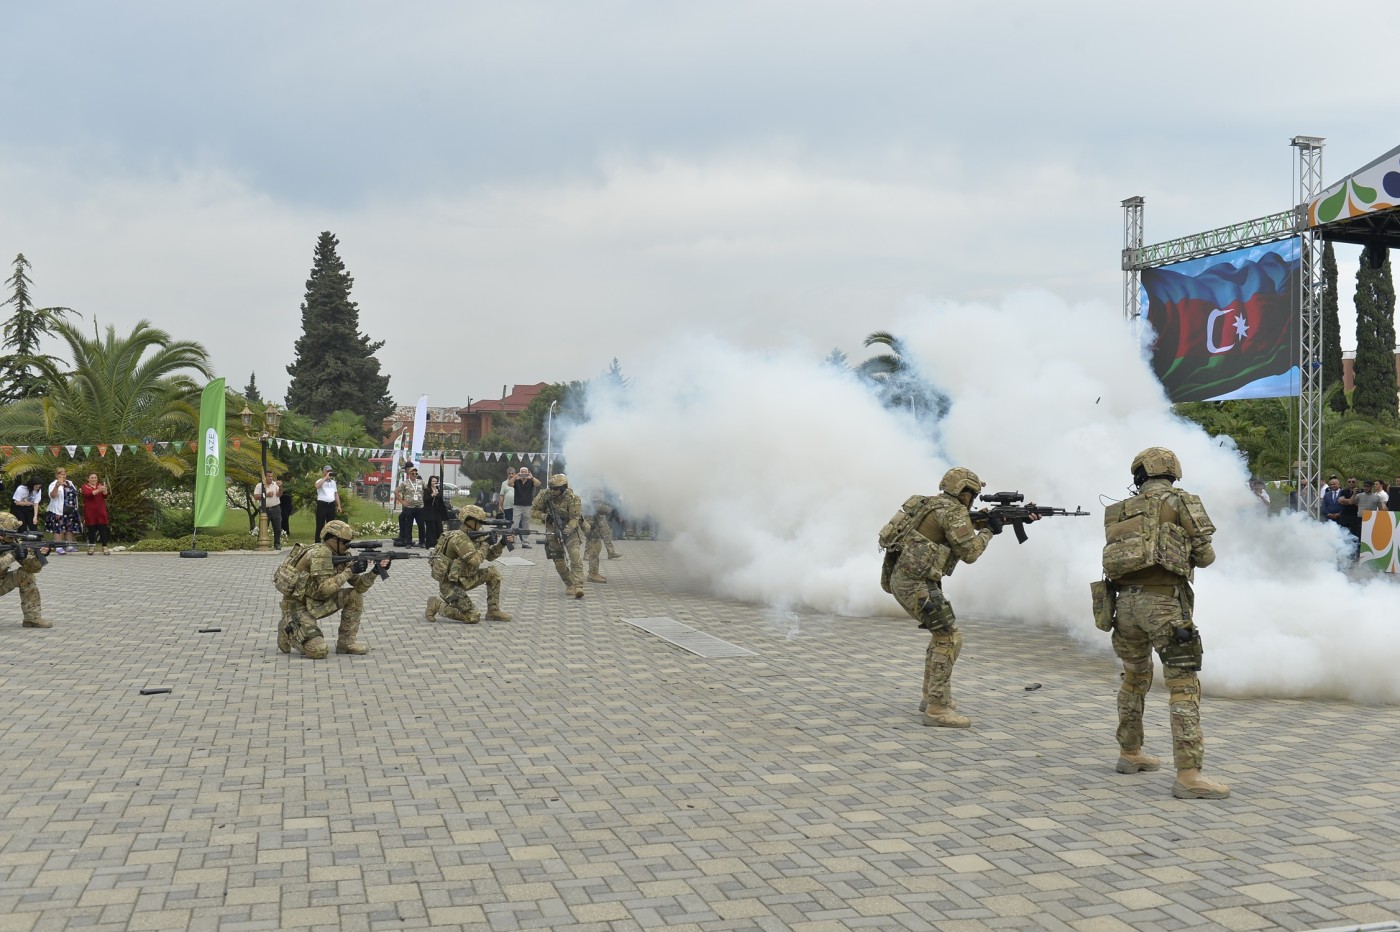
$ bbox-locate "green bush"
[155,507,195,539]
[127,534,251,552]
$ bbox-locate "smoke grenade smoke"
[564,294,1400,705]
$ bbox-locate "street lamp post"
[546,400,558,482]
[240,402,283,551]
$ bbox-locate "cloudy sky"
[3,0,1398,408]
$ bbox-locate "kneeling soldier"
[0,512,52,628]
[280,519,384,658]
[426,505,514,623]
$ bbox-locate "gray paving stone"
[0,547,1399,928]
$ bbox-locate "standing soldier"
[1099,447,1228,799]
[0,512,52,628]
[584,490,622,584]
[425,505,514,623]
[276,519,385,659]
[880,467,1009,728]
[534,474,586,599]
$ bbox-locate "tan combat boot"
[922,705,970,728]
[587,572,607,583]
[1172,769,1230,799]
[337,639,369,655]
[22,617,52,629]
[485,604,513,621]
[277,622,291,654]
[607,551,622,560]
[425,596,443,622]
[1116,748,1161,773]
[565,585,577,597]
[574,586,585,599]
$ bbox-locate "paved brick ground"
[0,541,1397,931]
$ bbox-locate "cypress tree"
[1321,241,1347,412]
[0,254,73,402]
[244,372,262,403]
[285,232,394,434]
[1351,243,1398,421]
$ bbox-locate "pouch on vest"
[429,531,460,583]
[1089,579,1116,632]
[273,543,311,597]
[1102,493,1192,579]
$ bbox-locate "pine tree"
[285,232,394,435]
[244,372,262,403]
[1352,243,1398,421]
[1322,241,1347,412]
[0,254,73,402]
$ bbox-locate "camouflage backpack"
[1101,488,1192,579]
[878,495,933,552]
[429,530,462,583]
[272,543,312,597]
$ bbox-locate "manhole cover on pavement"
[623,617,758,658]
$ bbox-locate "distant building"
[379,383,549,446]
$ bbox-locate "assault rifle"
[545,499,568,550]
[0,530,49,568]
[337,541,415,580]
[466,529,515,552]
[969,491,1089,544]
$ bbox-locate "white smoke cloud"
[563,293,1400,705]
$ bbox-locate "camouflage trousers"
[1112,587,1204,770]
[550,540,584,591]
[889,566,962,710]
[0,568,43,625]
[434,566,503,622]
[285,589,364,660]
[585,537,616,575]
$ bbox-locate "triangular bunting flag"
[97,444,107,457]
[51,446,62,456]
[65,445,77,456]
[82,445,92,456]
[18,445,28,453]
[144,442,154,452]
[188,441,196,452]
[1,445,11,456]
[156,442,168,452]
[232,438,241,450]
[114,444,125,455]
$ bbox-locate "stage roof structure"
[1308,144,1400,247]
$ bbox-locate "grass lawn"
[210,495,395,541]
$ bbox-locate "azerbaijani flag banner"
[1140,239,1300,402]
[193,378,227,529]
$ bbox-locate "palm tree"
[855,330,949,419]
[855,330,904,381]
[0,320,222,537]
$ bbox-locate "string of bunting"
[0,438,550,463]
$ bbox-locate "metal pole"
[546,400,558,482]
[256,433,271,550]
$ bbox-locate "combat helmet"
[939,467,984,499]
[0,512,19,532]
[1131,447,1182,483]
[321,519,356,543]
[457,504,489,524]
[549,473,569,488]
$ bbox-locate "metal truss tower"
[1121,197,1144,322]
[1292,135,1325,518]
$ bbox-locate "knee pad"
[301,636,329,659]
[1121,659,1153,696]
[1165,675,1198,706]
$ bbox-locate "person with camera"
[395,465,426,547]
[252,470,283,550]
[277,519,387,659]
[425,505,514,624]
[510,467,541,549]
[313,465,342,541]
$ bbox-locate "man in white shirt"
[499,468,517,526]
[253,471,283,549]
[314,466,342,541]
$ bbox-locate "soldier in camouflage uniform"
[277,519,385,659]
[533,474,586,599]
[885,467,1009,728]
[0,512,52,628]
[426,505,514,623]
[1101,447,1228,799]
[584,491,622,583]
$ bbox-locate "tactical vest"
[1101,486,1191,581]
[878,495,934,551]
[429,530,464,583]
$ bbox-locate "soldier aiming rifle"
[970,491,1090,543]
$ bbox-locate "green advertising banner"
[193,378,227,529]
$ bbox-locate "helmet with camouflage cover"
[320,519,355,543]
[457,504,489,524]
[1131,447,1182,483]
[0,512,19,532]
[939,467,984,499]
[549,473,569,488]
